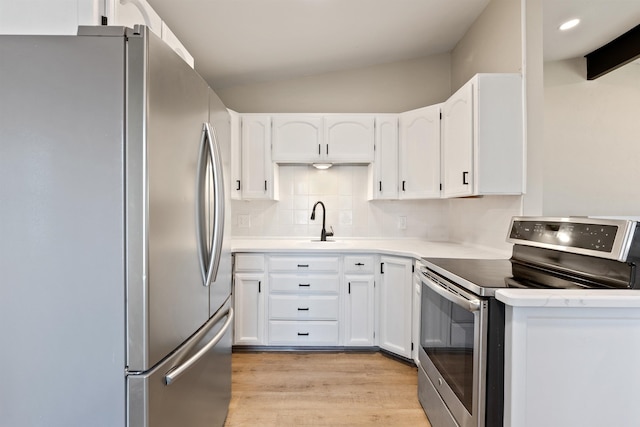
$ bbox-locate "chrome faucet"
[310,201,334,241]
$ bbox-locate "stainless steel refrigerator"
[0,26,233,426]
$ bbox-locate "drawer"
[269,273,339,293]
[268,321,339,346]
[234,253,265,272]
[269,295,339,320]
[343,255,375,273]
[269,256,340,272]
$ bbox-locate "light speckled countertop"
[231,237,511,260]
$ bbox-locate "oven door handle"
[422,277,481,312]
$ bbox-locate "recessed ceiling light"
[559,18,580,31]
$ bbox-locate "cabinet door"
[344,274,375,347]
[233,273,265,345]
[324,116,374,163]
[398,105,441,199]
[229,110,242,200]
[378,256,413,358]
[412,272,422,364]
[241,115,274,199]
[442,81,474,198]
[369,115,399,200]
[271,116,323,163]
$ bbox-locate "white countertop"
[232,238,640,308]
[495,288,640,308]
[231,237,511,260]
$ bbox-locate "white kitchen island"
[497,289,640,427]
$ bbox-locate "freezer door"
[126,27,212,371]
[128,300,233,427]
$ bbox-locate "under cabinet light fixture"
[312,163,333,170]
[559,18,580,31]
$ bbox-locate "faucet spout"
[310,201,333,241]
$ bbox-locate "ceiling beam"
[585,24,640,80]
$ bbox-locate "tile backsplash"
[231,165,450,240]
[231,165,523,251]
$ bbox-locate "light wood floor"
[224,351,432,426]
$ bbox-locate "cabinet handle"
[379,181,382,192]
[355,262,364,266]
[318,144,321,155]
[348,282,351,294]
[258,281,261,293]
[380,263,384,274]
[264,180,267,191]
[299,283,311,287]
[402,181,406,191]
[326,144,328,155]
[297,307,310,311]
[297,264,309,268]
[462,171,469,185]
[236,180,241,191]
[297,332,309,336]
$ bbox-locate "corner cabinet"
[368,115,399,200]
[398,105,442,199]
[271,115,374,164]
[378,256,413,359]
[442,73,523,198]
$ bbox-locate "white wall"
[450,0,523,91]
[217,54,451,113]
[543,59,640,216]
[231,165,450,240]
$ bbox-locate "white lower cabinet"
[267,255,341,346]
[378,255,413,359]
[343,255,376,347]
[233,252,413,357]
[233,254,266,346]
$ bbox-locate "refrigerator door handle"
[207,122,225,285]
[164,307,234,386]
[196,123,226,287]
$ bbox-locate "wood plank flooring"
[224,351,432,426]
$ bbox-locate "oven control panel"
[507,217,638,261]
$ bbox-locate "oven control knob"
[438,378,443,386]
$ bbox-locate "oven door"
[418,271,488,427]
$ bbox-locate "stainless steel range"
[416,216,640,427]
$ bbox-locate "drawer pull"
[297,264,309,268]
[355,262,364,266]
[297,332,309,336]
[299,283,311,287]
[297,307,309,311]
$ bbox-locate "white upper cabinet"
[109,0,162,35]
[0,0,193,67]
[442,73,524,198]
[240,115,278,200]
[324,116,375,163]
[398,104,442,199]
[271,116,323,163]
[368,115,399,200]
[271,115,374,164]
